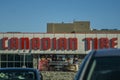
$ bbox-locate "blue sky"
[0,0,120,32]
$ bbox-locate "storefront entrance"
[0,54,33,68]
[37,54,85,71]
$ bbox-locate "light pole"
[18,50,31,68]
[18,50,26,68]
[22,50,26,68]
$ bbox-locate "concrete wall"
[0,33,120,54]
[41,71,76,80]
[47,21,90,33]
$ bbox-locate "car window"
[74,53,92,80]
[0,70,36,80]
[86,56,120,80]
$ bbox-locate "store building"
[47,21,90,33]
[0,21,120,79]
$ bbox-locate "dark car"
[0,68,42,80]
[74,48,120,80]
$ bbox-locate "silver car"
[74,48,120,80]
[0,68,42,80]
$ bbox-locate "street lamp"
[22,50,26,68]
[18,50,31,68]
[18,50,26,68]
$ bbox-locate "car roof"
[0,68,38,72]
[94,48,120,57]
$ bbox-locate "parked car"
[74,48,120,80]
[0,68,42,80]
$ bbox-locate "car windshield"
[0,70,36,80]
[87,56,120,80]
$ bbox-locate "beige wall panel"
[12,33,24,54]
[21,33,34,54]
[107,34,118,48]
[64,34,76,54]
[0,33,4,53]
[2,33,14,54]
[85,33,97,54]
[11,33,33,54]
[32,33,44,54]
[0,33,120,54]
[96,33,107,49]
[44,33,55,54]
[117,34,120,48]
[53,34,65,54]
[96,34,107,38]
[76,34,86,54]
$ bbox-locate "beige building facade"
[0,21,120,80]
[47,21,90,33]
[47,21,120,33]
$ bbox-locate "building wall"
[0,33,119,54]
[73,21,90,32]
[41,71,76,80]
[47,21,90,33]
[0,32,120,80]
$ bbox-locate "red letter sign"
[85,38,92,50]
[10,37,19,50]
[20,37,30,49]
[42,38,50,50]
[2,37,8,49]
[111,38,117,48]
[52,38,57,50]
[100,38,109,49]
[58,38,67,50]
[93,38,98,50]
[69,38,77,50]
[32,38,40,50]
